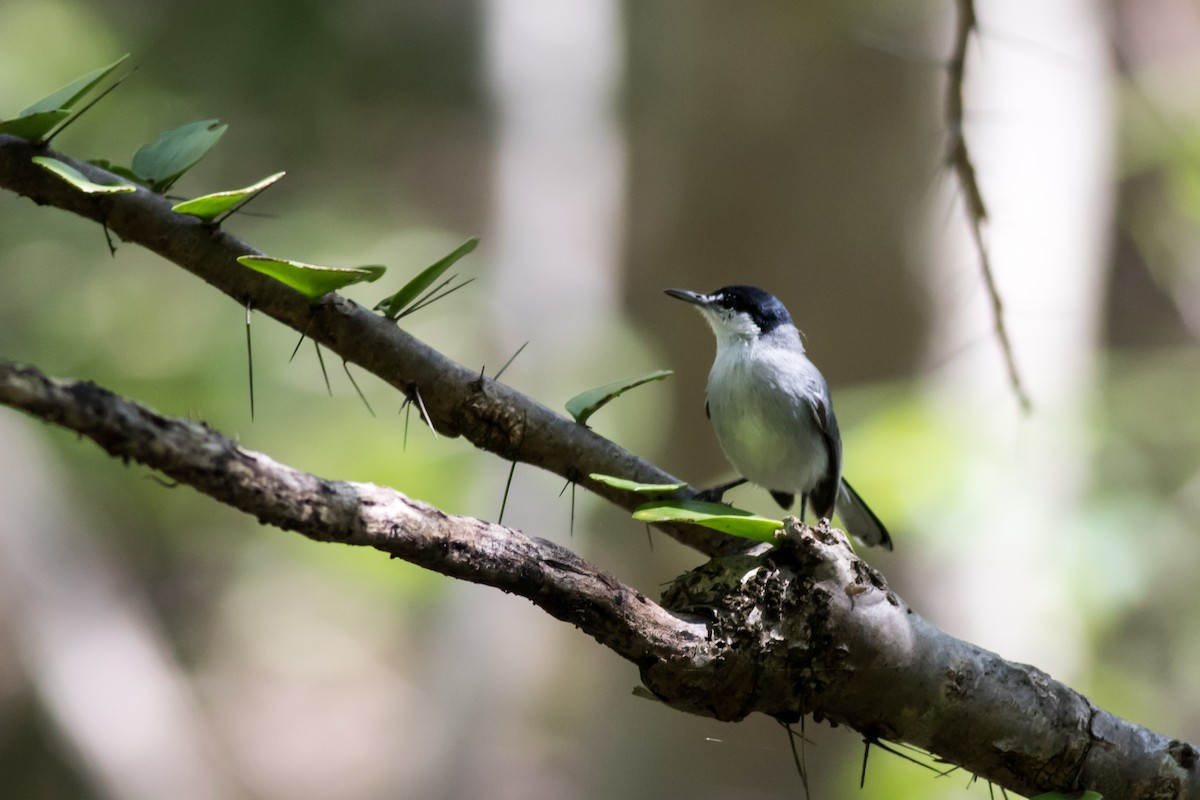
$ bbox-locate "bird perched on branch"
[665,285,892,549]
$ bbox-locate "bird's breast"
[706,345,830,494]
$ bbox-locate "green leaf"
[237,256,386,301]
[632,500,782,542]
[171,171,286,220]
[31,156,136,194]
[375,237,479,320]
[0,110,70,141]
[131,119,228,192]
[565,370,673,425]
[589,473,687,494]
[21,54,130,115]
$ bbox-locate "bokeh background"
[1,0,1198,797]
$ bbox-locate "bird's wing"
[805,394,842,520]
[837,479,893,550]
[810,394,893,549]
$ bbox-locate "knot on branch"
[641,519,887,723]
[455,382,527,458]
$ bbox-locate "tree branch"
[0,358,705,666]
[2,358,1197,799]
[0,133,737,558]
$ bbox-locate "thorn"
[43,71,134,146]
[411,384,437,439]
[401,398,412,451]
[780,720,810,799]
[800,715,810,794]
[493,340,529,382]
[408,273,460,311]
[245,301,255,421]
[342,360,374,417]
[314,341,331,395]
[213,172,283,226]
[289,318,313,363]
[289,332,306,363]
[102,223,117,257]
[865,737,951,775]
[398,277,476,319]
[498,460,517,525]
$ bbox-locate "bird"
[665,285,892,549]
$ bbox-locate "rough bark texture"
[1,359,1197,799]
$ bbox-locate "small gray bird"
[665,285,892,549]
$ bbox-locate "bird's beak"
[664,288,713,307]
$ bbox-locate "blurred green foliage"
[2,1,1200,799]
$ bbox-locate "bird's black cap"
[707,285,793,334]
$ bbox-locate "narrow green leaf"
[32,156,136,194]
[237,256,385,301]
[632,500,782,542]
[20,54,131,115]
[589,473,687,494]
[565,369,673,425]
[132,119,228,192]
[0,110,70,141]
[172,171,286,219]
[374,237,479,320]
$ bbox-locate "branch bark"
[0,133,737,558]
[1,358,1197,799]
[0,359,705,666]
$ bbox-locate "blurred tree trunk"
[626,2,932,486]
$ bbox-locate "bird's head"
[664,285,794,345]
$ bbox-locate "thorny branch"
[946,0,1032,412]
[0,133,738,559]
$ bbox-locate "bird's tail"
[835,479,893,550]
